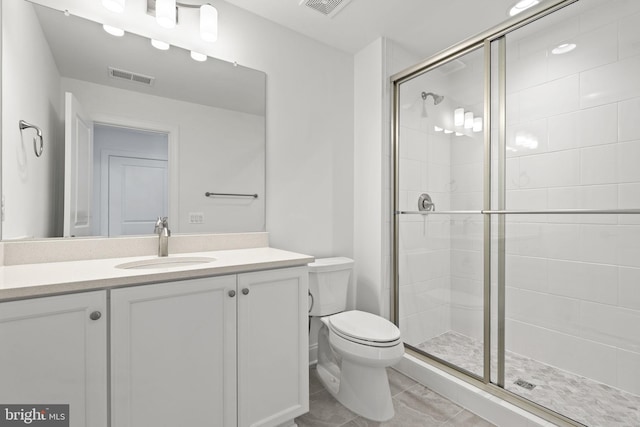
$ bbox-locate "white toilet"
[309,257,404,422]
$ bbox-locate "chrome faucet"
[154,217,171,257]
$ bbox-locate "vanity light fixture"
[103,24,125,36]
[552,43,577,55]
[200,4,218,42]
[156,0,177,29]
[102,0,125,13]
[473,117,483,132]
[454,108,465,127]
[149,1,219,43]
[464,111,474,129]
[151,39,170,50]
[509,0,539,16]
[444,129,453,134]
[434,126,443,132]
[190,51,207,62]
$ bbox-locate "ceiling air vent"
[108,67,155,86]
[299,0,353,18]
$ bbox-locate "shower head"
[421,91,445,105]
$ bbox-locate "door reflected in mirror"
[1,0,266,240]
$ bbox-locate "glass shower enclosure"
[392,1,640,426]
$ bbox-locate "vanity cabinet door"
[237,267,309,427]
[0,291,108,427]
[110,275,237,427]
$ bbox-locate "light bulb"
[473,117,483,132]
[454,108,465,127]
[103,24,125,37]
[464,112,474,129]
[151,39,170,50]
[200,4,218,42]
[156,0,176,29]
[191,51,207,62]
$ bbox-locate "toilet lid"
[328,310,401,343]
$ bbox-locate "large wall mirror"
[1,0,266,240]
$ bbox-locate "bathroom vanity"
[0,236,311,427]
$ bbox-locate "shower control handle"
[418,193,435,212]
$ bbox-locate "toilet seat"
[328,310,401,348]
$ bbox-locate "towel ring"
[19,120,44,157]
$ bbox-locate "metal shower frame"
[386,1,626,426]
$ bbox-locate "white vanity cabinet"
[0,291,108,427]
[237,268,309,427]
[110,266,309,427]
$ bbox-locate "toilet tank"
[308,257,354,316]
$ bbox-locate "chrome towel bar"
[205,192,258,199]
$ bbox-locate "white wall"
[1,0,63,239]
[62,77,265,234]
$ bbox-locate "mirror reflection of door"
[108,156,168,236]
[63,93,169,238]
[64,92,93,237]
[93,124,169,237]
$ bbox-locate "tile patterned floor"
[418,331,640,427]
[295,366,495,427]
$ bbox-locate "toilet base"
[317,358,395,422]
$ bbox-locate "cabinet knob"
[242,288,250,295]
[90,311,102,321]
[228,290,236,298]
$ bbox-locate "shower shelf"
[397,209,640,215]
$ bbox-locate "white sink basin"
[116,256,216,270]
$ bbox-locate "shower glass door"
[396,46,487,379]
[498,1,640,425]
[394,0,640,425]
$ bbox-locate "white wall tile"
[580,301,640,352]
[617,225,640,268]
[547,259,617,305]
[506,255,548,293]
[617,348,640,395]
[506,288,581,336]
[520,75,580,121]
[506,119,548,157]
[548,23,617,81]
[619,267,640,311]
[578,103,618,148]
[580,55,640,108]
[581,144,617,185]
[618,140,640,183]
[519,150,580,189]
[578,224,618,265]
[548,111,578,152]
[618,98,640,142]
[619,11,640,59]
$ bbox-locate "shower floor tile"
[295,366,495,427]
[418,331,640,427]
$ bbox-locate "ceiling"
[224,0,526,58]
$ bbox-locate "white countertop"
[0,247,314,302]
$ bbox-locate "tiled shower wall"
[503,0,640,395]
[398,0,640,396]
